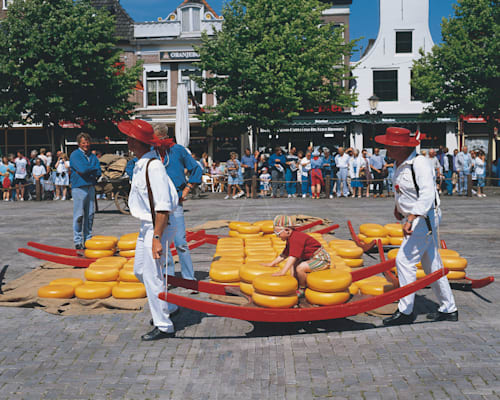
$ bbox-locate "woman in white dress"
[54,153,70,200]
[348,149,364,198]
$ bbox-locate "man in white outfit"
[118,119,180,340]
[375,127,458,326]
[335,147,350,197]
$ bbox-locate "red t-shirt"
[282,230,321,260]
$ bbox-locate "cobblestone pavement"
[0,193,499,399]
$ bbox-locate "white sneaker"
[54,196,60,201]
[237,190,244,198]
[329,194,333,199]
[61,196,66,200]
[288,194,291,198]
[3,199,8,202]
[302,194,306,198]
[232,195,238,199]
[224,195,230,200]
[20,198,24,201]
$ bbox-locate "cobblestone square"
[1,194,499,399]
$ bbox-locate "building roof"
[177,0,219,18]
[90,0,134,42]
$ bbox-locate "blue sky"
[121,0,458,60]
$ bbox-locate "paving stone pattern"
[0,194,499,399]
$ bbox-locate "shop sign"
[261,126,345,134]
[160,51,200,61]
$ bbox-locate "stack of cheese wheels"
[252,274,298,308]
[387,248,466,280]
[356,275,394,295]
[117,232,139,258]
[305,269,351,306]
[358,224,390,246]
[384,223,404,246]
[271,236,286,255]
[244,238,276,264]
[239,264,279,296]
[228,221,264,239]
[252,220,275,235]
[84,235,118,259]
[214,237,244,264]
[38,277,85,298]
[329,239,364,268]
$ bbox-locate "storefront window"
[396,31,412,53]
[180,66,203,105]
[146,71,169,107]
[181,7,201,32]
[373,70,398,101]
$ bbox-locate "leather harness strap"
[145,159,156,228]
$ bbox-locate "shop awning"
[283,114,457,126]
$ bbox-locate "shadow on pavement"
[0,265,8,294]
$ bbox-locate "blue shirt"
[311,156,324,169]
[268,153,286,172]
[0,164,7,184]
[322,155,335,174]
[370,154,384,170]
[162,144,202,196]
[70,148,101,188]
[7,162,15,181]
[241,155,256,170]
[125,157,137,179]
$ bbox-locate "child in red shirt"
[263,215,331,293]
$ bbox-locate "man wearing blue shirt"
[153,124,202,283]
[370,148,385,197]
[268,147,287,198]
[70,133,101,249]
[322,148,335,199]
[241,148,257,198]
[285,147,299,198]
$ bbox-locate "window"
[3,0,11,10]
[180,66,203,105]
[396,31,412,53]
[373,70,398,101]
[146,71,169,107]
[181,7,201,32]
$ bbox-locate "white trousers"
[134,221,178,333]
[396,208,457,315]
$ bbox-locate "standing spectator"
[6,154,16,201]
[310,150,324,199]
[45,151,53,170]
[38,148,48,168]
[200,152,209,173]
[70,133,101,249]
[241,148,257,198]
[268,147,286,198]
[296,150,304,195]
[370,147,385,197]
[335,147,350,197]
[456,145,472,195]
[361,149,372,198]
[428,149,442,193]
[475,151,486,197]
[349,149,364,198]
[225,152,244,199]
[14,150,29,201]
[322,148,335,199]
[0,156,13,201]
[32,158,46,201]
[443,148,453,196]
[470,150,478,193]
[384,155,395,195]
[257,153,267,175]
[285,146,299,198]
[452,149,459,193]
[54,153,70,200]
[300,151,312,198]
[259,167,271,196]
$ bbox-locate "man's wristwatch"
[153,235,160,240]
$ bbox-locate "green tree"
[411,0,499,170]
[194,0,357,133]
[0,0,141,129]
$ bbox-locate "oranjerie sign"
[160,51,200,61]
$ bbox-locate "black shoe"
[75,243,84,250]
[426,310,458,322]
[141,327,175,341]
[383,310,415,326]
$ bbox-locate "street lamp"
[368,95,379,113]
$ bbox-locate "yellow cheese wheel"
[333,264,352,273]
[335,246,364,259]
[117,239,137,251]
[215,257,245,264]
[359,281,394,296]
[389,237,403,246]
[112,284,147,299]
[49,278,84,289]
[75,284,112,299]
[121,265,135,272]
[239,232,264,239]
[38,284,74,299]
[358,233,368,240]
[93,256,127,266]
[442,256,467,271]
[253,220,273,227]
[229,221,251,231]
[245,257,276,264]
[357,276,388,286]
[239,265,280,283]
[252,274,298,296]
[252,292,298,308]
[214,252,245,259]
[416,269,426,279]
[387,249,399,260]
[348,283,359,295]
[447,270,466,280]
[216,244,244,250]
[209,265,240,283]
[439,249,460,257]
[211,260,242,269]
[85,280,118,289]
[88,262,122,271]
[119,249,136,258]
[384,223,404,237]
[84,249,115,259]
[85,238,116,250]
[245,249,275,257]
[209,280,237,286]
[359,223,389,237]
[343,258,364,268]
[119,268,140,283]
[305,289,350,306]
[85,267,119,282]
[362,236,390,245]
[92,235,119,245]
[260,223,275,234]
[329,239,358,248]
[120,232,139,240]
[236,225,261,234]
[246,240,272,246]
[306,269,352,293]
[218,237,244,245]
[228,230,241,238]
[239,281,254,296]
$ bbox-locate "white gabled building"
[351,0,458,152]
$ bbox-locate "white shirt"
[32,165,46,178]
[429,156,441,176]
[393,150,440,218]
[128,151,178,222]
[300,157,311,177]
[14,157,27,179]
[56,160,69,173]
[348,156,363,178]
[474,158,485,176]
[335,153,350,168]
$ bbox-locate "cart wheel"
[114,191,130,215]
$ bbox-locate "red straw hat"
[375,127,420,147]
[117,119,174,148]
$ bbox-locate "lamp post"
[368,95,380,146]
